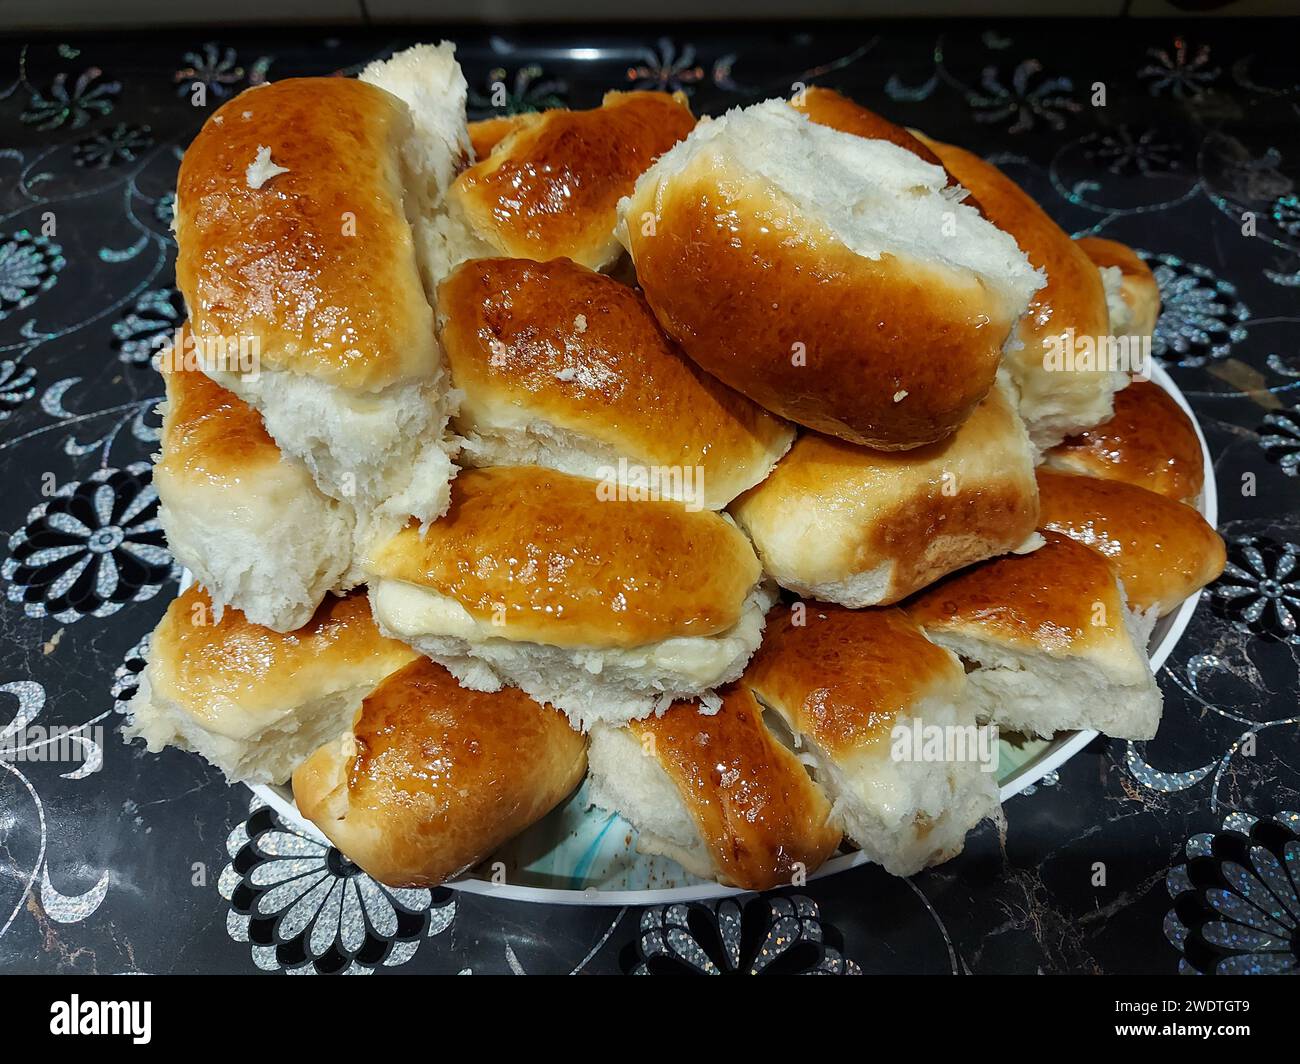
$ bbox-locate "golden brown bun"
[1045,380,1204,504]
[745,605,964,756]
[1075,236,1161,338]
[157,330,280,486]
[918,135,1117,447]
[906,531,1162,740]
[437,256,793,508]
[1036,469,1226,616]
[175,78,437,391]
[293,657,587,888]
[619,100,1043,449]
[448,91,694,270]
[909,531,1140,657]
[629,685,841,890]
[146,586,417,734]
[467,114,533,160]
[623,172,1016,450]
[365,466,761,648]
[730,379,1039,606]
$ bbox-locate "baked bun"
[1075,236,1160,339]
[1044,380,1204,504]
[437,256,793,508]
[731,378,1040,606]
[918,135,1124,450]
[155,348,355,632]
[586,685,841,890]
[908,532,1163,740]
[1036,469,1226,616]
[743,604,1002,876]
[293,657,586,888]
[175,74,460,530]
[445,91,695,271]
[123,587,418,784]
[618,100,1043,449]
[364,466,774,729]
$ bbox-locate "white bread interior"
[368,579,776,730]
[586,723,717,879]
[359,42,472,300]
[920,598,1162,741]
[123,661,376,786]
[759,700,1002,879]
[157,456,355,634]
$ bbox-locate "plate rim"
[244,360,1216,906]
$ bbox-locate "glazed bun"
[730,378,1040,607]
[123,587,418,784]
[155,349,355,632]
[174,73,461,531]
[742,604,1002,876]
[445,91,695,271]
[909,532,1163,740]
[586,685,841,890]
[363,466,774,729]
[618,100,1043,449]
[1044,380,1204,504]
[293,657,586,888]
[1036,469,1226,616]
[918,135,1124,450]
[437,256,793,508]
[1076,236,1160,339]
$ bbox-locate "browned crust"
[1045,380,1203,503]
[907,532,1129,654]
[743,605,964,756]
[623,163,1011,449]
[449,91,695,268]
[631,685,841,890]
[366,466,761,647]
[150,586,417,716]
[158,329,281,485]
[437,256,791,505]
[293,657,586,888]
[919,137,1110,373]
[175,78,436,391]
[1035,469,1226,616]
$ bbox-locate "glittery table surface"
[0,20,1297,975]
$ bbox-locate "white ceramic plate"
[238,360,1215,905]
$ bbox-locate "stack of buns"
[127,49,1226,893]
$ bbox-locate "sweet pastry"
[743,604,1002,876]
[445,91,695,271]
[294,657,587,888]
[155,345,355,632]
[1035,469,1226,616]
[175,64,463,532]
[618,99,1044,449]
[730,378,1039,606]
[917,135,1125,450]
[437,256,793,508]
[909,532,1163,740]
[363,466,774,729]
[123,587,418,785]
[1075,236,1161,340]
[1044,380,1204,504]
[586,684,842,890]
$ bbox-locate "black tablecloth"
[0,19,1297,975]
